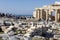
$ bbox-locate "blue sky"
[0,0,60,15]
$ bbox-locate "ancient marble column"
[36,10,38,19]
[46,10,49,21]
[40,9,42,20]
[58,13,60,21]
[55,9,58,22]
[48,10,52,21]
[38,9,40,19]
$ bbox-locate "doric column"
[58,13,60,21]
[38,9,40,19]
[48,9,52,21]
[36,9,40,19]
[40,9,42,20]
[55,9,58,22]
[36,10,38,19]
[49,10,51,18]
[46,9,49,21]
